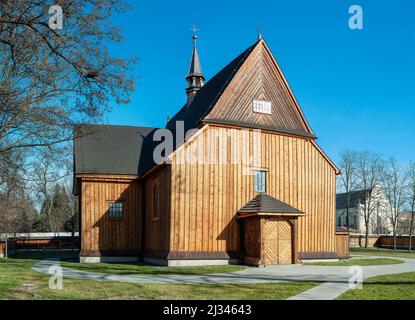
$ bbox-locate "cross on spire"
[190,24,199,46]
[190,24,199,36]
[185,25,204,105]
[256,27,263,40]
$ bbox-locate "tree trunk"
[346,207,350,233]
[346,192,352,233]
[393,226,397,251]
[409,206,415,252]
[5,235,8,258]
[365,221,369,248]
[72,230,75,252]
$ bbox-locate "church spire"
[186,28,204,104]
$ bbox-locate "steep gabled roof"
[203,39,315,137]
[167,38,316,142]
[238,193,304,215]
[74,37,338,177]
[166,41,258,139]
[74,125,159,176]
[336,189,373,209]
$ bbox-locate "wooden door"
[263,217,293,264]
[241,218,262,265]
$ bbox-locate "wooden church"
[73,34,345,265]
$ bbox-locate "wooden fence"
[349,235,380,248]
[1,236,79,256]
[15,237,79,250]
[0,239,17,257]
[335,232,350,258]
[350,235,415,249]
[378,236,415,249]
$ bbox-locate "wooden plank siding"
[241,217,261,264]
[76,38,339,263]
[204,39,312,136]
[335,232,350,258]
[78,175,142,256]
[168,124,337,256]
[143,166,171,257]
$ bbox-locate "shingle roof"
[166,40,258,145]
[187,39,204,79]
[74,41,259,177]
[238,193,304,214]
[336,189,373,209]
[74,125,159,176]
[73,38,325,177]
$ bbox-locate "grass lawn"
[350,247,415,259]
[306,258,403,267]
[0,256,317,300]
[13,251,246,275]
[339,272,415,300]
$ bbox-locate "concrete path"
[289,255,415,300]
[32,255,415,300]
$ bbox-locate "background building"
[336,186,392,235]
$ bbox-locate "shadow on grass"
[9,250,79,262]
[363,281,415,285]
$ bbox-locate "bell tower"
[186,31,204,104]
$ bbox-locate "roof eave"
[237,211,306,219]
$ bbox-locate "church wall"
[168,125,337,259]
[78,175,143,259]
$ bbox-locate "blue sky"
[105,0,414,164]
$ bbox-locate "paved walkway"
[288,255,415,300]
[32,255,415,300]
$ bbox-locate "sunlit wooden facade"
[74,37,341,265]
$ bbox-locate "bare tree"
[31,150,69,231]
[355,151,384,247]
[0,1,135,252]
[383,159,408,250]
[0,149,36,257]
[408,162,415,251]
[337,150,358,232]
[0,0,135,154]
[0,1,135,215]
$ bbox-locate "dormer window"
[252,99,272,114]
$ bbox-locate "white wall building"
[336,186,392,235]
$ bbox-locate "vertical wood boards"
[335,232,350,258]
[169,125,337,256]
[143,166,171,255]
[204,40,311,135]
[79,176,142,256]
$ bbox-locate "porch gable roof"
[237,193,304,217]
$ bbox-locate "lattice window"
[253,170,266,193]
[252,99,272,114]
[108,202,124,219]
